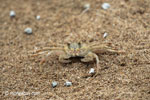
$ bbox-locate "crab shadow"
[60,56,95,69]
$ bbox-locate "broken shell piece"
[64,81,72,87]
[52,81,58,88]
[84,3,90,9]
[36,15,40,20]
[10,10,16,17]
[24,28,32,34]
[101,3,110,10]
[89,68,95,74]
[103,32,108,38]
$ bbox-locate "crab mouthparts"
[72,49,80,56]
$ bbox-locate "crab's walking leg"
[81,52,100,75]
[90,44,125,54]
[30,51,48,57]
[38,51,54,72]
[29,47,64,58]
[93,53,100,76]
[35,47,64,53]
[39,50,64,70]
[105,49,125,54]
[59,54,71,63]
[40,51,53,65]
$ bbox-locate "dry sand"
[1,0,150,100]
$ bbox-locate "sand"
[1,0,150,100]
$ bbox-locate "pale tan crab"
[31,42,125,75]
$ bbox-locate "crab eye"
[78,42,81,48]
[67,43,70,48]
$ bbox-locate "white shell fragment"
[64,81,72,87]
[89,68,95,74]
[103,32,108,38]
[81,3,90,14]
[52,81,58,88]
[101,3,110,10]
[10,10,16,17]
[84,3,90,9]
[24,28,32,34]
[36,15,40,20]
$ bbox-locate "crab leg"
[93,53,100,76]
[31,51,49,57]
[90,45,111,53]
[89,42,111,47]
[90,45,125,54]
[30,47,65,58]
[48,43,65,47]
[40,51,53,65]
[81,52,100,75]
[35,47,64,53]
[38,51,55,72]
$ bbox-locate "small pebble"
[64,81,72,87]
[103,32,108,38]
[52,81,58,88]
[101,3,110,10]
[24,28,32,34]
[10,10,16,17]
[89,68,95,74]
[36,15,40,20]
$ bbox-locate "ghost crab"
[31,42,125,76]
